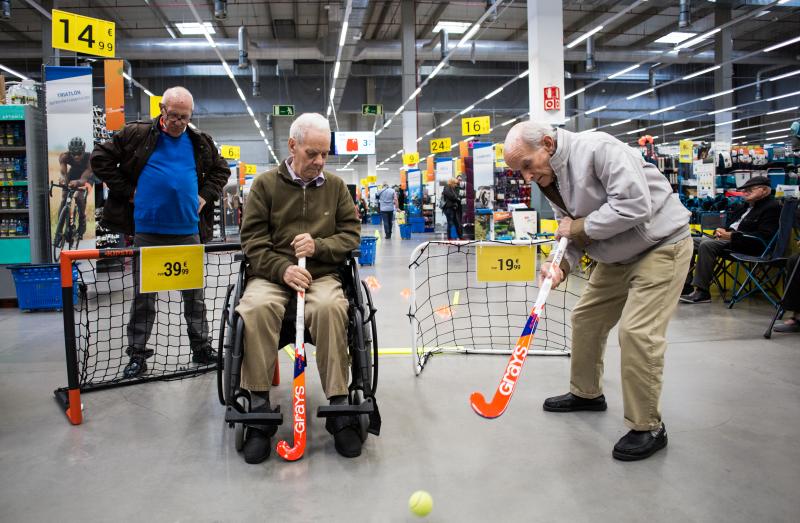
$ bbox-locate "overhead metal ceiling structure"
[1,0,798,168]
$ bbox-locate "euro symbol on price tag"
[140,245,205,293]
[476,245,536,282]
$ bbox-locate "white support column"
[528,0,565,124]
[401,0,418,160]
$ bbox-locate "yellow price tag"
[679,139,693,164]
[495,143,506,167]
[140,245,205,293]
[403,152,420,165]
[52,9,115,57]
[367,174,378,183]
[245,164,258,175]
[476,245,536,282]
[462,116,491,136]
[430,137,451,154]
[220,145,241,160]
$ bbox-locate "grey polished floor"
[1,224,798,522]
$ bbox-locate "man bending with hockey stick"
[237,113,362,463]
[504,122,692,461]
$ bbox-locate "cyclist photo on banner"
[53,138,91,253]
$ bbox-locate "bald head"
[159,86,194,137]
[503,121,558,187]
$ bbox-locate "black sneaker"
[543,392,607,412]
[192,347,218,364]
[242,404,279,464]
[613,423,668,461]
[122,355,147,379]
[679,290,711,303]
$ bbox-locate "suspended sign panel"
[332,132,376,155]
[52,9,115,57]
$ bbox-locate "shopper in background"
[395,184,406,210]
[680,176,780,304]
[441,178,463,240]
[377,182,398,239]
[90,86,230,379]
[237,112,362,463]
[57,136,92,240]
[503,121,691,461]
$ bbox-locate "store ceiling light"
[432,21,473,34]
[585,105,607,115]
[682,65,720,80]
[732,135,746,140]
[674,128,696,134]
[564,87,586,100]
[383,118,393,128]
[441,118,454,127]
[485,87,504,100]
[700,89,734,101]
[664,118,687,127]
[566,25,603,49]
[221,61,234,79]
[236,87,245,100]
[650,105,676,115]
[770,69,800,81]
[766,128,789,134]
[708,105,737,115]
[459,104,476,115]
[500,117,518,127]
[339,21,349,47]
[0,64,29,81]
[425,129,435,136]
[176,22,215,35]
[608,64,639,79]
[767,106,798,115]
[376,167,389,171]
[654,31,697,44]
[610,119,632,127]
[456,23,481,48]
[674,28,720,50]
[333,61,340,80]
[627,88,654,100]
[715,118,741,126]
[626,127,647,135]
[429,62,446,80]
[408,87,422,101]
[582,128,598,133]
[767,90,800,101]
[517,70,530,80]
[763,35,800,52]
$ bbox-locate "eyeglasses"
[163,111,191,123]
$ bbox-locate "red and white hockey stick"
[470,237,569,419]
[277,257,308,461]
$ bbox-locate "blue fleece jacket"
[134,130,199,235]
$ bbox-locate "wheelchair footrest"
[316,398,374,418]
[225,405,283,426]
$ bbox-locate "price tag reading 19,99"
[140,245,205,293]
[52,9,115,58]
[476,245,536,282]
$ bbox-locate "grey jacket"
[546,128,690,270]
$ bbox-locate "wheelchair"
[216,249,381,453]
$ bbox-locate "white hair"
[506,121,556,150]
[289,113,331,144]
[161,86,194,110]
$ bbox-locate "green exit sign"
[362,104,383,116]
[272,105,295,116]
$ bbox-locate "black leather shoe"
[326,416,363,458]
[192,347,218,364]
[122,355,147,379]
[543,392,607,412]
[613,423,668,461]
[241,404,279,464]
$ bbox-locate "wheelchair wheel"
[234,396,249,452]
[216,283,235,406]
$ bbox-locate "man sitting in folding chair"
[681,176,780,304]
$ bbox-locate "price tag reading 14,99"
[476,245,536,282]
[140,245,205,293]
[52,9,115,58]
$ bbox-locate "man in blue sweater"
[91,86,230,379]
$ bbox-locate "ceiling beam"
[417,2,449,38]
[370,1,393,40]
[0,20,36,42]
[594,5,663,46]
[624,5,716,49]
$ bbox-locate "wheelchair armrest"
[349,249,361,259]
[234,253,244,262]
[316,398,374,418]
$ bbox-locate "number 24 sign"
[52,10,115,58]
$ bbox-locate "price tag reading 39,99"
[52,9,115,58]
[476,245,536,282]
[140,245,205,293]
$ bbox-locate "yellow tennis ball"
[408,490,433,517]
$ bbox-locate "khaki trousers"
[236,274,350,398]
[569,236,692,430]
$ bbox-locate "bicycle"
[50,182,86,261]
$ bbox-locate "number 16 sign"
[140,245,205,293]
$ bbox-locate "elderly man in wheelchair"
[227,113,379,463]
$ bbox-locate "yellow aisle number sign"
[149,96,162,118]
[52,9,115,57]
[495,143,506,167]
[244,164,258,175]
[430,137,451,154]
[403,152,420,165]
[221,145,241,159]
[462,116,491,136]
[476,245,536,282]
[140,245,205,293]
